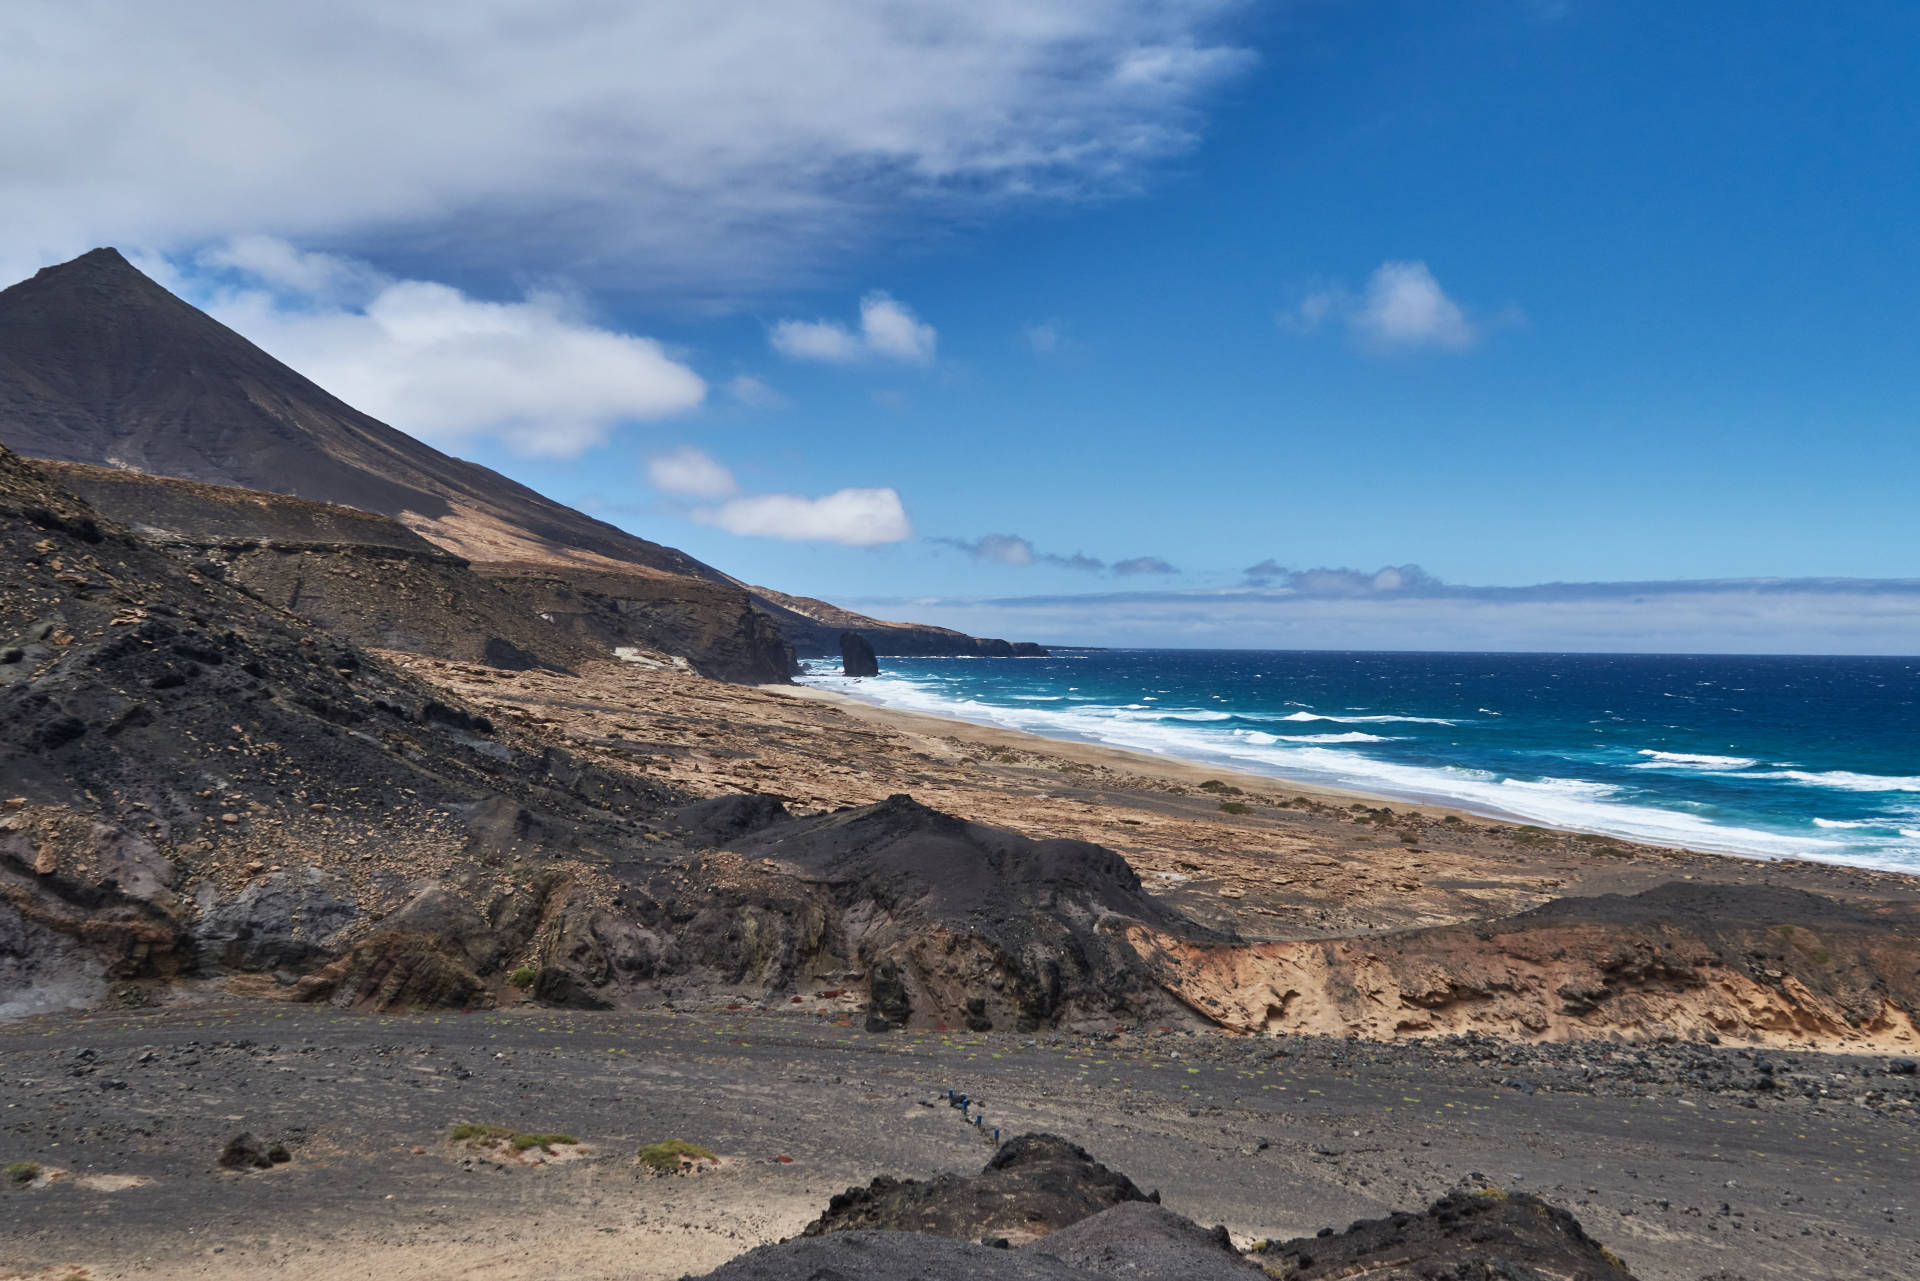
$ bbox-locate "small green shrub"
[508,966,538,989]
[510,1132,578,1152]
[1198,779,1242,795]
[450,1122,515,1143]
[450,1122,577,1153]
[637,1139,716,1173]
[4,1161,40,1184]
[1217,801,1251,816]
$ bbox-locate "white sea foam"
[1813,817,1874,829]
[1277,711,1457,726]
[1634,750,1759,770]
[1234,730,1396,745]
[1740,770,1920,794]
[1011,695,1063,701]
[795,671,1876,866]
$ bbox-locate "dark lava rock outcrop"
[839,629,879,677]
[697,1230,1105,1281]
[1258,1187,1639,1280]
[803,1133,1152,1243]
[0,445,680,1015]
[1029,1201,1262,1281]
[610,794,1219,1031]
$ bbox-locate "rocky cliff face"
[38,462,592,672]
[478,563,794,685]
[1130,880,1920,1049]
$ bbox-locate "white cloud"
[192,240,704,457]
[697,488,913,546]
[725,375,788,410]
[1286,261,1481,353]
[768,319,867,364]
[771,292,936,364]
[0,2,1254,295]
[1023,321,1063,355]
[1355,261,1476,350]
[857,293,937,363]
[647,446,739,500]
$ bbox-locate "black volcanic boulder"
[840,629,879,676]
[696,1232,1102,1281]
[1259,1188,1639,1280]
[1030,1202,1262,1281]
[803,1133,1153,1243]
[864,958,912,1031]
[726,793,1213,1031]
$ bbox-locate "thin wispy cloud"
[725,375,788,410]
[0,2,1256,296]
[771,292,937,365]
[1243,561,1442,593]
[934,535,1175,576]
[841,578,1920,655]
[1285,261,1487,352]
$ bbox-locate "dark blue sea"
[799,649,1920,871]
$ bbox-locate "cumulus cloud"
[697,488,913,546]
[1243,561,1442,594]
[1286,262,1481,352]
[646,446,740,500]
[186,239,703,456]
[771,292,937,365]
[0,2,1255,295]
[1114,556,1180,576]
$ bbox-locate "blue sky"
[7,1,1918,650]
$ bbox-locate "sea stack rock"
[840,630,880,677]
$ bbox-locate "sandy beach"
[387,655,1920,946]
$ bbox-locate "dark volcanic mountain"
[0,249,1043,673]
[0,249,715,573]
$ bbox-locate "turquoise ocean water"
[799,649,1920,872]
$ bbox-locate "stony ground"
[3,1003,1916,1281]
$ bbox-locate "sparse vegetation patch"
[637,1138,717,1174]
[450,1122,579,1154]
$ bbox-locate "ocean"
[798,649,1920,873]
